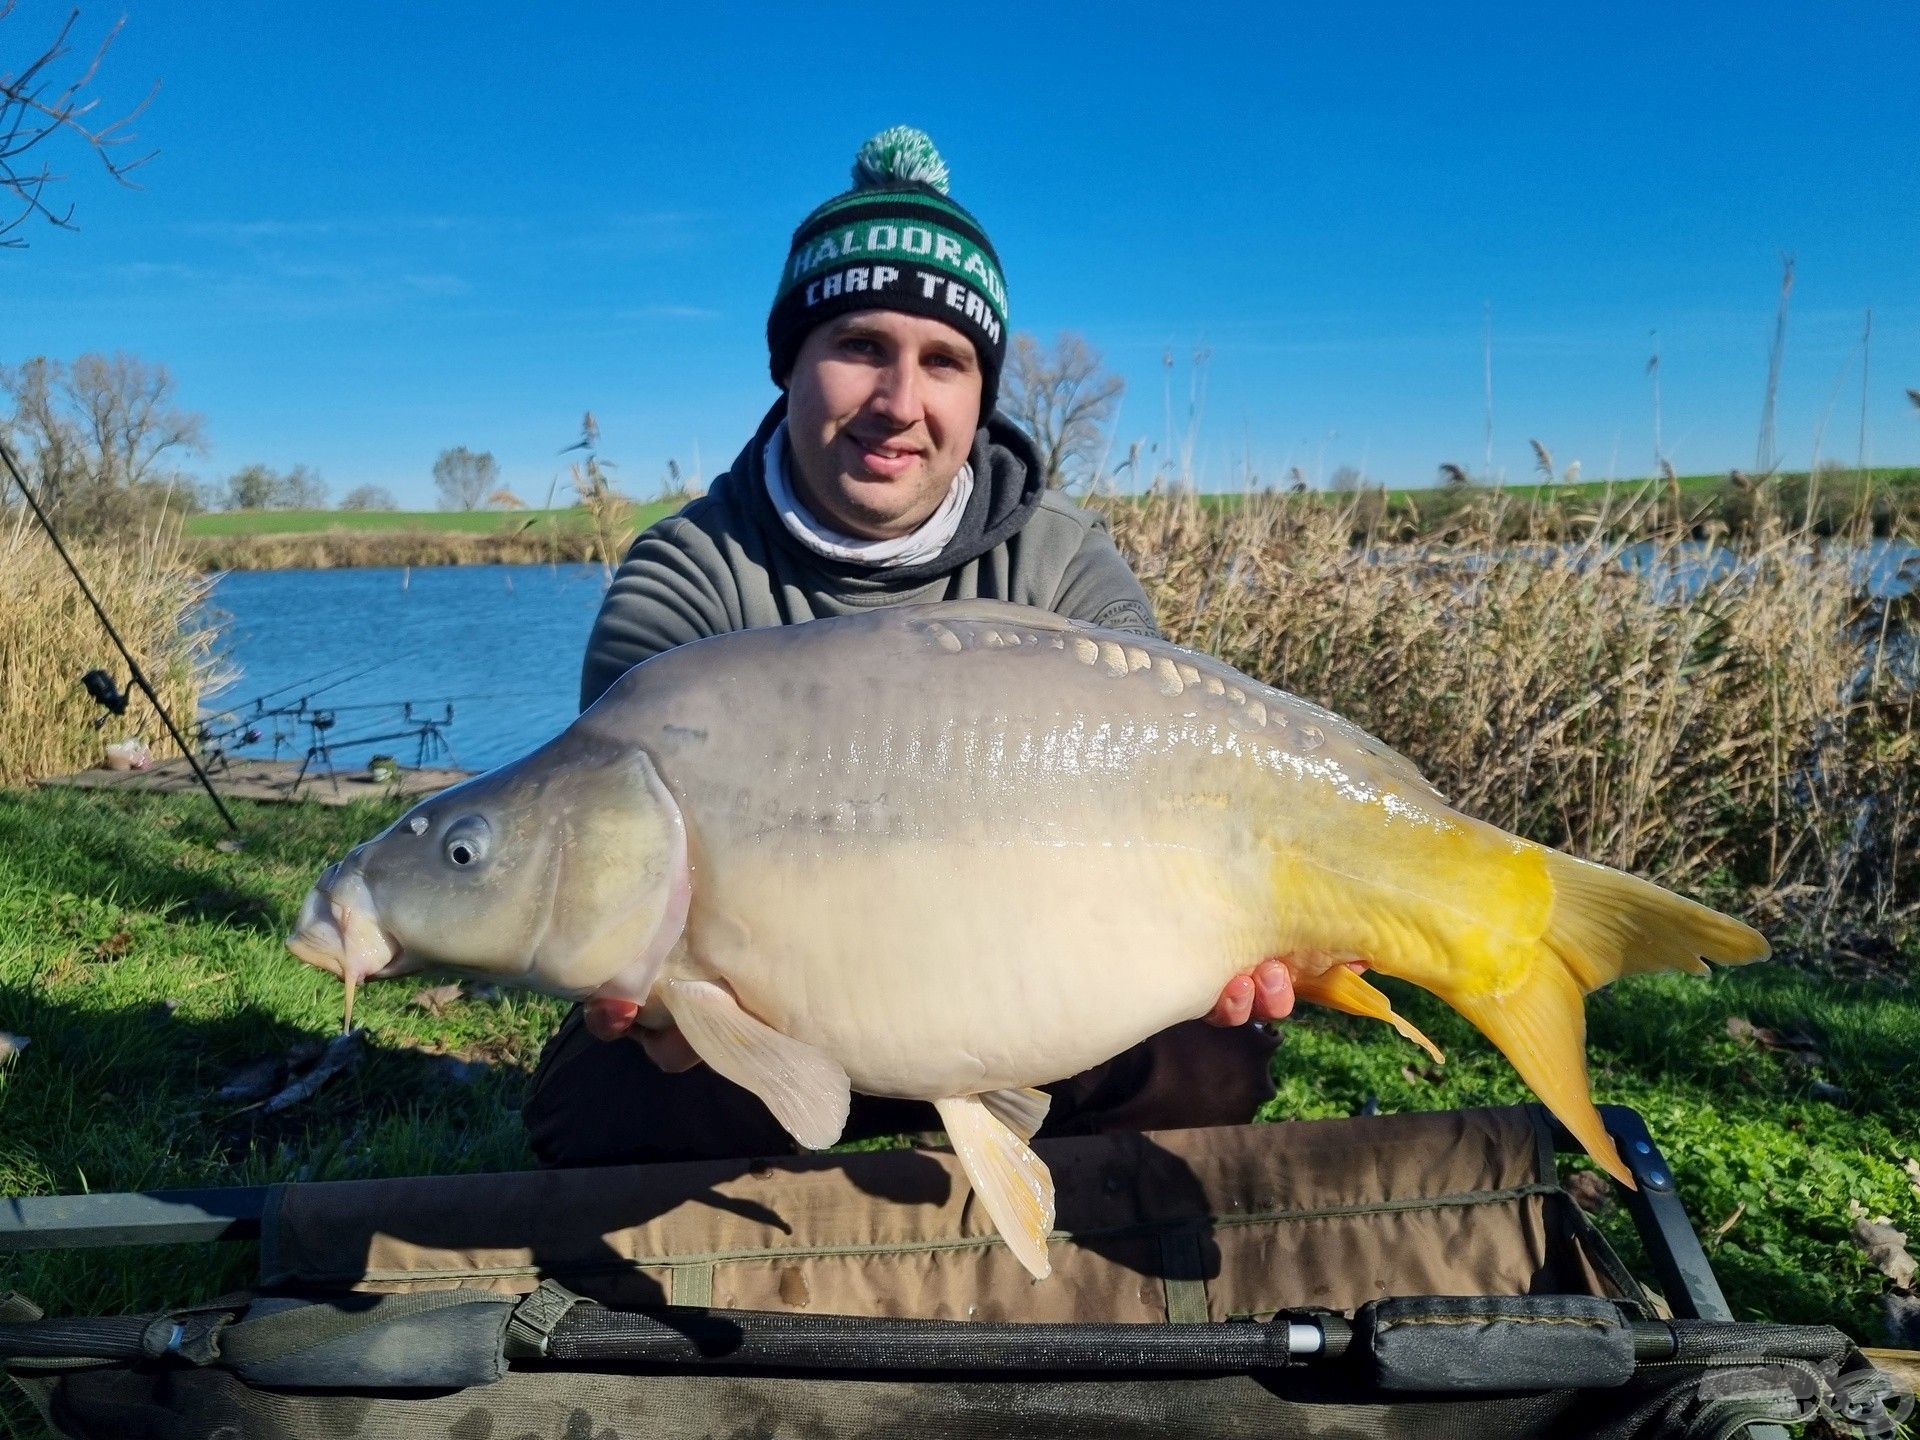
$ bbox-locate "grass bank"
[181,502,679,571]
[0,516,212,786]
[174,467,1920,572]
[0,786,1912,1345]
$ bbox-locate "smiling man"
[526,128,1294,1167]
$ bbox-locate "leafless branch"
[1002,332,1125,490]
[1,2,158,246]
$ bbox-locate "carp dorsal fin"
[936,1094,1055,1280]
[906,599,1075,630]
[659,979,850,1149]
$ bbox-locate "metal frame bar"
[0,1188,264,1250]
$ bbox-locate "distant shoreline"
[180,469,1920,571]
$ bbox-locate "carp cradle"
[0,1105,1903,1439]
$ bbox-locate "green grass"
[0,786,1914,1346]
[183,504,677,537]
[1189,464,1920,510]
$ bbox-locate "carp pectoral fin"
[1294,966,1446,1066]
[936,1094,1056,1281]
[659,979,851,1150]
[1440,962,1634,1189]
[978,1085,1051,1141]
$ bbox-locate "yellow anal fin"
[936,1094,1056,1280]
[1442,959,1634,1189]
[1295,964,1446,1066]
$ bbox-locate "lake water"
[198,542,1918,777]
[198,565,612,773]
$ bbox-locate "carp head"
[287,738,691,1026]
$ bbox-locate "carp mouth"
[287,864,403,1029]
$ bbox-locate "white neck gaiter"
[763,418,973,569]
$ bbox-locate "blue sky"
[9,1,1919,507]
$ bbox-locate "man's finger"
[1205,973,1255,1027]
[583,996,641,1041]
[1251,960,1295,1021]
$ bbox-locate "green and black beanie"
[767,127,1010,414]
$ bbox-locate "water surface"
[199,565,610,773]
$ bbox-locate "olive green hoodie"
[579,401,1157,709]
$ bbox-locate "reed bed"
[183,527,611,572]
[1108,489,1918,942]
[0,513,215,785]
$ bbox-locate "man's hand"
[583,995,702,1072]
[1205,958,1368,1027]
[1206,959,1295,1027]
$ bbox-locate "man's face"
[784,310,983,540]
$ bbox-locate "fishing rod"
[0,436,241,834]
[194,659,410,759]
[201,656,403,726]
[290,689,540,716]
[219,655,389,715]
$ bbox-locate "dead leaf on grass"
[93,929,133,961]
[1563,1169,1612,1216]
[1725,1015,1823,1060]
[410,983,464,1017]
[1714,1201,1747,1238]
[260,1030,364,1115]
[1849,1201,1918,1291]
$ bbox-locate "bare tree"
[339,483,396,511]
[432,446,499,510]
[0,351,204,533]
[224,461,325,510]
[1,4,157,246]
[1001,331,1125,489]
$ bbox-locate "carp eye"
[442,817,491,869]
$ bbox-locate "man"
[525,127,1296,1167]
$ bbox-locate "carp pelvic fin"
[1294,965,1445,1065]
[936,1094,1056,1281]
[978,1085,1051,1141]
[660,980,851,1150]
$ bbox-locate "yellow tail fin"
[1440,850,1768,1189]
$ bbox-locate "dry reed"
[1107,489,1917,934]
[181,528,616,572]
[0,510,214,784]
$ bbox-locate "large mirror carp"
[289,600,1765,1279]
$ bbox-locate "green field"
[177,466,1920,551]
[184,505,621,537]
[0,785,1914,1349]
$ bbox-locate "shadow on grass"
[0,787,402,937]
